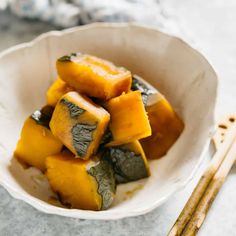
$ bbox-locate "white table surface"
[0,1,236,235]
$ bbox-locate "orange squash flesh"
[56,53,132,100]
[46,151,116,210]
[50,91,110,159]
[14,107,63,171]
[105,91,151,146]
[141,98,184,159]
[47,77,74,107]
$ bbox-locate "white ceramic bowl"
[0,23,217,220]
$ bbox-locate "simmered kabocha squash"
[56,53,132,100]
[131,76,184,159]
[131,75,155,106]
[141,99,184,158]
[14,106,63,171]
[46,151,116,210]
[105,91,151,146]
[47,77,73,106]
[50,91,110,159]
[104,141,150,184]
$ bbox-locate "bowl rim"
[0,22,218,220]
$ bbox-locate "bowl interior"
[0,24,217,219]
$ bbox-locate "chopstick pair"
[168,114,236,236]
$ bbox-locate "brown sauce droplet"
[219,124,227,129]
[229,117,235,123]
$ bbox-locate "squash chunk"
[50,91,110,159]
[47,77,73,107]
[14,106,63,171]
[131,75,156,106]
[131,75,184,159]
[56,53,132,100]
[141,99,184,158]
[46,151,116,210]
[105,91,151,146]
[105,141,150,184]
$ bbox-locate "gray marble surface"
[1,1,236,235]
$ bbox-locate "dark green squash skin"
[58,52,81,62]
[61,98,97,158]
[104,146,149,184]
[60,99,85,118]
[31,105,54,129]
[72,123,97,158]
[87,159,116,210]
[131,75,154,106]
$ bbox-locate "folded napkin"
[1,0,178,33]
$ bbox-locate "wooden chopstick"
[182,138,236,235]
[168,115,236,236]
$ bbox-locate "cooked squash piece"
[104,141,150,184]
[141,96,184,159]
[131,75,184,159]
[47,77,73,107]
[131,75,155,106]
[46,151,116,210]
[50,91,110,159]
[14,106,63,171]
[105,91,151,146]
[57,53,132,100]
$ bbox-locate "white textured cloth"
[1,0,178,32]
